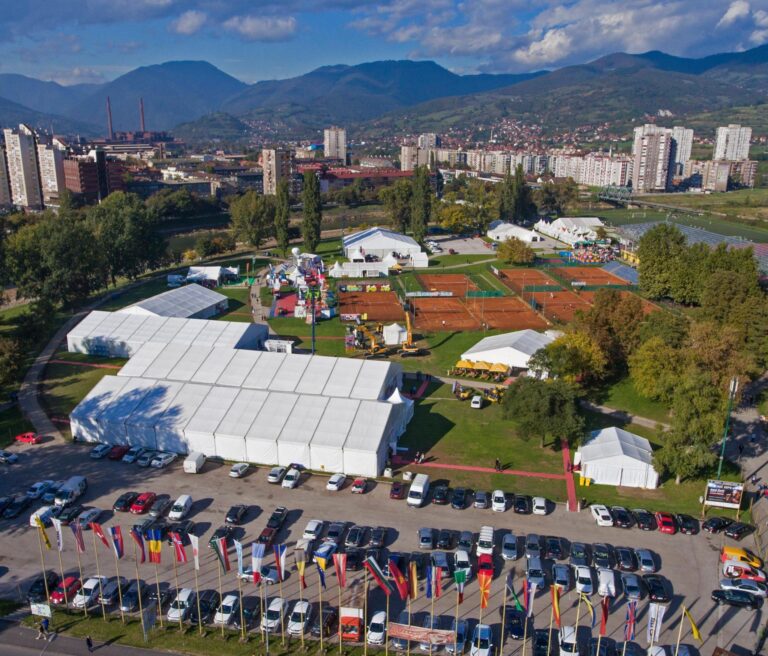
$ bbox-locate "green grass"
[592,377,671,424]
[0,599,21,616]
[98,278,170,311]
[0,406,35,448]
[398,329,505,375]
[428,253,498,267]
[40,364,117,421]
[216,287,252,323]
[167,229,233,254]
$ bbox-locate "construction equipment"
[399,311,423,356]
[483,386,505,403]
[354,325,386,356]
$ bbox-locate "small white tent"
[383,323,407,346]
[575,427,659,489]
[487,223,541,243]
[388,388,414,438]
[118,283,228,320]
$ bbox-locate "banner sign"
[30,603,51,618]
[704,480,744,509]
[388,623,456,645]
[405,291,454,298]
[646,602,667,644]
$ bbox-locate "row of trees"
[378,166,432,243]
[229,179,293,255]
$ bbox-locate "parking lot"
[0,439,761,655]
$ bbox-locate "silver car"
[719,578,768,597]
[526,557,546,589]
[622,573,643,601]
[418,527,435,550]
[553,564,571,590]
[446,618,469,654]
[635,549,656,573]
[525,534,541,559]
[502,533,518,561]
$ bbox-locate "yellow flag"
[683,606,702,642]
[35,515,52,550]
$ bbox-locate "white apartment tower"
[262,148,292,195]
[670,126,693,176]
[0,147,12,207]
[323,126,347,161]
[37,137,66,205]
[632,124,673,192]
[714,124,752,161]
[3,124,43,209]
[417,133,440,150]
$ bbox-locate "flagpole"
[193,560,202,636]
[131,539,145,636]
[429,579,435,656]
[673,608,685,656]
[262,582,270,655]
[522,606,528,656]
[364,567,370,656]
[278,575,286,646]
[318,569,324,651]
[337,572,342,655]
[153,560,164,629]
[298,566,305,650]
[454,586,460,656]
[407,594,412,656]
[171,547,182,632]
[499,578,508,656]
[385,589,390,656]
[75,538,88,618]
[34,528,52,608]
[236,570,245,640]
[91,530,107,621]
[574,593,582,637]
[113,546,125,624]
[596,603,603,656]
[216,557,224,637]
[56,548,67,613]
[547,602,554,656]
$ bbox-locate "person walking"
[494,458,501,472]
[86,635,94,653]
[41,617,50,639]
[36,620,46,640]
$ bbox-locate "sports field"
[411,297,481,331]
[338,291,404,321]
[554,266,631,286]
[463,296,548,330]
[497,268,561,294]
[530,289,591,323]
[416,273,478,297]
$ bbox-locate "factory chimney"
[106,96,114,140]
[139,97,146,133]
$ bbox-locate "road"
[0,437,761,656]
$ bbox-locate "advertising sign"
[388,623,456,645]
[704,480,744,509]
[30,603,51,618]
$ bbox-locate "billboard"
[704,480,744,510]
[388,623,456,645]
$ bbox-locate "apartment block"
[323,126,347,161]
[3,124,43,209]
[262,148,293,195]
[37,137,66,205]
[0,146,11,207]
[714,124,752,161]
[632,124,673,192]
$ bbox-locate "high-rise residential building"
[262,148,293,195]
[3,124,43,209]
[0,147,12,208]
[714,124,752,161]
[400,145,429,171]
[631,124,673,192]
[417,133,440,150]
[37,137,66,205]
[323,126,347,162]
[670,126,693,176]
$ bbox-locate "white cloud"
[717,0,751,27]
[171,10,207,35]
[46,66,106,85]
[222,15,298,41]
[513,28,574,66]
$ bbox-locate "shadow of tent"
[396,400,456,456]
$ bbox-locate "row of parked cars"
[90,443,177,469]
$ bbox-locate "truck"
[54,476,88,506]
[183,451,206,474]
[407,474,430,508]
[340,607,364,642]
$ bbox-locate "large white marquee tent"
[534,216,604,246]
[574,427,659,489]
[343,227,423,260]
[487,223,542,243]
[461,329,559,370]
[119,283,228,319]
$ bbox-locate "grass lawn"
[398,329,505,375]
[98,278,170,312]
[0,406,35,448]
[216,287,252,322]
[592,377,671,424]
[267,315,349,356]
[428,253,498,267]
[40,363,117,422]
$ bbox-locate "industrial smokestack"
[106,96,114,140]
[139,97,146,133]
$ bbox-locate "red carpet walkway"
[561,440,579,512]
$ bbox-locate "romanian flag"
[478,571,492,610]
[408,560,418,600]
[364,555,393,596]
[388,558,409,601]
[211,536,230,573]
[599,596,610,636]
[551,585,561,628]
[129,527,145,563]
[35,515,51,550]
[146,528,162,564]
[333,553,347,588]
[683,606,702,642]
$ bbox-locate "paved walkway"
[561,441,578,512]
[579,400,671,430]
[48,360,122,370]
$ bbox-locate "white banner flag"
[189,534,200,571]
[234,539,244,576]
[50,517,64,553]
[646,602,667,644]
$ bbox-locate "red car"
[107,445,130,461]
[477,554,494,577]
[390,482,405,500]
[351,478,367,494]
[257,527,276,548]
[655,512,677,535]
[50,576,81,605]
[129,492,157,514]
[15,432,41,444]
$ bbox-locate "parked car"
[3,494,31,519]
[98,577,128,606]
[491,490,507,512]
[367,610,387,645]
[575,566,593,595]
[121,446,146,464]
[57,503,84,525]
[326,473,346,491]
[655,512,677,535]
[390,482,405,499]
[711,588,762,610]
[471,623,493,656]
[675,514,699,535]
[610,507,633,529]
[615,547,638,572]
[369,526,387,548]
[635,549,656,573]
[75,507,102,528]
[451,488,468,509]
[136,450,158,467]
[50,576,81,605]
[90,444,111,459]
[725,523,756,541]
[0,449,19,464]
[501,607,529,640]
[719,577,768,597]
[457,531,474,552]
[73,576,108,608]
[631,509,656,531]
[188,589,218,625]
[532,497,548,515]
[432,551,452,577]
[214,593,239,625]
[553,564,571,591]
[148,494,172,518]
[525,534,541,559]
[502,534,518,561]
[533,629,559,656]
[113,491,139,513]
[229,462,250,478]
[303,519,325,541]
[311,606,338,638]
[474,491,489,509]
[592,544,614,569]
[470,395,483,409]
[287,600,313,636]
[266,506,288,530]
[232,596,261,631]
[622,573,643,601]
[209,525,234,546]
[282,468,301,489]
[418,527,436,550]
[514,495,533,514]
[166,520,196,545]
[267,466,287,484]
[351,478,368,494]
[257,527,276,548]
[107,445,130,461]
[262,597,288,632]
[225,504,248,525]
[27,571,60,603]
[130,492,157,514]
[447,618,469,654]
[150,452,176,469]
[420,615,443,652]
[590,505,613,527]
[643,575,671,603]
[120,581,145,612]
[325,522,346,544]
[527,557,546,589]
[15,432,41,444]
[27,480,55,499]
[345,525,367,548]
[437,529,455,550]
[545,536,564,561]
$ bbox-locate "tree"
[637,309,689,348]
[637,224,687,299]
[529,331,607,384]
[501,377,585,448]
[438,203,471,233]
[536,178,577,216]
[274,180,291,256]
[230,190,275,250]
[497,237,535,264]
[654,431,718,485]
[0,336,23,387]
[465,179,496,231]
[379,180,412,233]
[302,171,323,252]
[510,164,537,222]
[628,336,683,404]
[410,166,432,243]
[498,173,515,222]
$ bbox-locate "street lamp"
[717,376,739,479]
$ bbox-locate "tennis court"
[463,296,548,330]
[410,297,481,331]
[498,268,561,294]
[554,266,631,286]
[530,290,591,323]
[338,291,404,321]
[417,274,478,297]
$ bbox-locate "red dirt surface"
[529,290,591,323]
[498,268,561,294]
[338,291,404,321]
[554,266,630,286]
[462,296,548,330]
[411,297,481,331]
[417,273,478,297]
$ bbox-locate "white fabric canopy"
[576,427,659,489]
[462,329,555,370]
[383,323,407,346]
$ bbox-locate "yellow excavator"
[399,311,423,356]
[356,324,386,356]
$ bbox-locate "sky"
[2,0,767,85]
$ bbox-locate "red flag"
[333,553,347,588]
[170,532,188,564]
[90,522,110,548]
[433,567,442,598]
[600,596,610,636]
[551,586,561,628]
[478,571,492,609]
[388,558,409,601]
[522,578,529,614]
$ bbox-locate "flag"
[526,583,538,618]
[624,601,637,641]
[426,565,433,600]
[581,594,596,628]
[507,574,523,612]
[109,526,124,559]
[454,569,467,604]
[234,539,244,575]
[146,528,162,564]
[333,553,347,589]
[646,602,666,644]
[522,578,529,614]
[600,596,610,637]
[551,585,561,628]
[251,543,265,583]
[273,544,287,582]
[35,515,51,550]
[316,563,327,589]
[315,548,330,574]
[129,527,144,563]
[478,570,491,610]
[389,558,409,601]
[682,606,702,642]
[189,534,200,571]
[364,556,393,596]
[90,522,110,549]
[296,559,307,590]
[51,517,64,553]
[211,537,230,573]
[434,567,443,598]
[171,532,188,564]
[408,560,418,600]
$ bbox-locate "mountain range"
[0,44,766,141]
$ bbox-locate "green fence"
[522,284,565,292]
[466,290,505,298]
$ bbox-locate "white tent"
[343,401,395,476]
[461,329,557,370]
[388,388,414,438]
[217,389,269,461]
[118,283,228,319]
[575,427,659,489]
[277,395,329,467]
[125,381,184,450]
[348,247,365,262]
[183,386,239,457]
[70,376,130,443]
[343,227,422,259]
[534,217,604,245]
[94,378,157,445]
[309,398,360,473]
[154,383,212,454]
[383,323,407,346]
[487,223,542,243]
[245,392,297,465]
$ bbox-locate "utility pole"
[717,376,739,479]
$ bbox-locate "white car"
[470,623,493,656]
[150,452,176,469]
[326,473,346,491]
[597,568,616,597]
[76,507,102,528]
[29,506,56,528]
[90,444,111,459]
[719,578,768,597]
[27,480,55,499]
[73,576,107,608]
[303,519,325,541]
[287,600,312,636]
[590,504,613,527]
[262,597,287,632]
[574,566,593,595]
[214,593,239,625]
[532,497,548,515]
[454,549,472,579]
[491,490,507,512]
[367,610,387,645]
[229,462,250,478]
[267,466,287,484]
[167,588,196,622]
[122,446,145,463]
[559,626,579,656]
[470,395,483,409]
[282,468,301,489]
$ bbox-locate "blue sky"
[2,1,767,85]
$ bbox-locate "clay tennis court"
[338,291,404,321]
[410,297,481,331]
[499,268,561,294]
[463,296,548,330]
[530,290,591,323]
[417,273,478,297]
[554,266,630,286]
[579,290,660,315]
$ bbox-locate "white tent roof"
[277,395,329,466]
[555,217,604,231]
[310,398,360,473]
[184,385,239,456]
[125,381,184,449]
[216,389,269,441]
[323,359,364,398]
[119,284,227,318]
[343,227,420,251]
[154,383,212,453]
[190,348,238,384]
[487,223,538,241]
[216,350,263,387]
[294,356,336,395]
[242,352,286,389]
[70,375,131,442]
[345,401,393,453]
[383,323,407,346]
[95,377,158,445]
[462,329,555,369]
[579,427,654,465]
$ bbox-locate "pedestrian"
[86,635,93,653]
[36,620,45,640]
[42,617,50,639]
[414,451,420,463]
[495,458,501,472]
[752,474,758,485]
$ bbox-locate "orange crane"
[399,311,422,356]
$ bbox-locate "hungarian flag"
[408,561,418,600]
[454,569,467,604]
[507,573,523,612]
[624,601,637,641]
[146,528,163,564]
[296,559,307,590]
[364,555,393,596]
[251,543,265,583]
[600,596,610,636]
[551,585,561,627]
[478,570,492,610]
[211,536,230,573]
[51,517,64,552]
[109,526,124,559]
[34,515,51,550]
[129,527,145,563]
[170,532,187,564]
[273,544,287,582]
[388,558,409,601]
[333,553,347,588]
[90,521,110,549]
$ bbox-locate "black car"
[545,537,564,561]
[112,491,139,513]
[232,596,261,630]
[437,529,455,550]
[610,507,634,529]
[432,485,450,505]
[711,589,762,610]
[167,520,196,545]
[326,522,346,544]
[0,496,12,514]
[311,605,338,637]
[615,547,638,572]
[146,584,173,610]
[643,574,671,603]
[27,570,60,603]
[724,522,755,541]
[134,517,157,536]
[631,509,656,531]
[225,504,248,526]
[150,519,171,541]
[702,516,733,534]
[501,607,529,640]
[58,503,84,525]
[346,549,364,571]
[385,552,408,577]
[189,589,218,624]
[589,637,617,656]
[266,506,288,530]
[209,525,233,546]
[675,514,699,535]
[592,543,615,569]
[514,495,533,514]
[569,542,591,568]
[368,526,387,548]
[451,488,468,510]
[149,494,173,518]
[3,494,31,519]
[345,525,367,548]
[534,628,559,656]
[409,551,428,579]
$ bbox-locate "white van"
[407,474,430,508]
[54,476,88,506]
[597,568,616,597]
[183,452,206,474]
[476,526,495,556]
[168,494,192,521]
